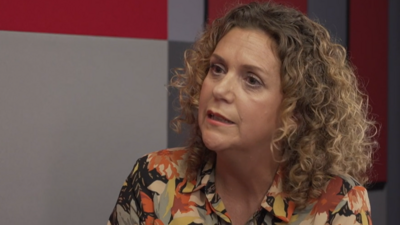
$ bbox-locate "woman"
[108,2,376,225]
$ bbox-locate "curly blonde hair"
[170,1,377,209]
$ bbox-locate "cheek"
[199,79,212,107]
[198,79,212,121]
[240,100,281,129]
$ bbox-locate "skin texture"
[198,27,283,224]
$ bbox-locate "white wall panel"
[0,31,168,224]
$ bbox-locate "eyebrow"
[210,54,226,65]
[210,53,270,77]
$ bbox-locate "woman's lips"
[207,110,234,124]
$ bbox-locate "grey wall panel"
[167,41,194,148]
[388,0,400,223]
[0,31,168,224]
[168,0,205,42]
[368,189,386,225]
[307,0,348,47]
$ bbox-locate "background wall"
[0,0,398,225]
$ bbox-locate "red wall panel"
[349,0,388,183]
[0,0,167,39]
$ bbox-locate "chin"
[202,134,230,153]
[199,122,235,152]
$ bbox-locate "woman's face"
[198,27,283,153]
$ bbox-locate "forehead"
[212,27,281,77]
[220,26,277,48]
[214,27,279,59]
[217,27,274,47]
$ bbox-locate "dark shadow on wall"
[387,0,400,223]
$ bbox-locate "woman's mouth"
[207,111,234,124]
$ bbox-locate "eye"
[210,64,225,76]
[245,74,263,87]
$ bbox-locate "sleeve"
[331,185,373,225]
[108,157,151,225]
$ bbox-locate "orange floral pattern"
[171,180,196,216]
[310,176,343,216]
[147,149,186,179]
[108,148,372,225]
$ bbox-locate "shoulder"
[109,148,190,224]
[134,147,189,181]
[307,175,372,225]
[325,175,370,212]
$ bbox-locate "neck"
[214,147,280,199]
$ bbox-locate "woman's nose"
[212,73,235,103]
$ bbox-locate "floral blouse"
[108,148,372,225]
